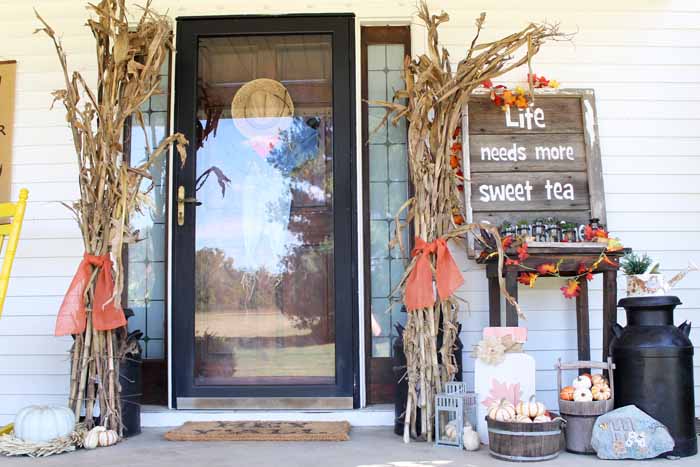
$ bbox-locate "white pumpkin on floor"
[462,424,480,451]
[84,426,119,449]
[13,405,75,443]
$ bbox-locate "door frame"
[360,25,411,404]
[171,14,359,409]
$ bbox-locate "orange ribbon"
[55,253,126,336]
[404,237,464,311]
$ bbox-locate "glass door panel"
[194,35,335,385]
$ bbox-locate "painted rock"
[591,405,675,459]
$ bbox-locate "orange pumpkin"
[560,385,575,401]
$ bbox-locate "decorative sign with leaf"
[0,60,16,202]
[463,89,606,255]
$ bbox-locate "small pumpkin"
[14,405,75,443]
[444,420,458,441]
[573,387,593,402]
[98,429,119,447]
[462,424,480,451]
[559,386,575,401]
[488,399,516,422]
[592,383,612,401]
[533,414,552,423]
[591,374,607,386]
[572,375,592,390]
[83,426,105,450]
[516,395,546,418]
[514,414,533,423]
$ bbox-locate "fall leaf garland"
[496,225,623,299]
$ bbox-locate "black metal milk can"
[611,296,697,457]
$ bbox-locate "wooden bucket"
[486,416,564,462]
[556,358,615,454]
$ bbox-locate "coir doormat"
[164,421,351,442]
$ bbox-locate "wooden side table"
[480,245,623,364]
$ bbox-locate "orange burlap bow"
[54,253,126,336]
[404,237,464,311]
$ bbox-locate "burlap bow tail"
[55,253,126,336]
[404,237,464,311]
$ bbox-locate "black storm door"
[173,14,357,409]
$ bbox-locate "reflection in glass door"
[194,34,334,386]
[173,15,356,408]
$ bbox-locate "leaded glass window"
[126,57,169,359]
[367,43,409,357]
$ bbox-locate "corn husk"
[35,0,187,434]
[376,2,568,442]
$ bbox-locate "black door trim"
[172,14,358,408]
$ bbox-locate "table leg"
[488,276,501,326]
[602,270,618,361]
[576,280,590,375]
[505,271,519,326]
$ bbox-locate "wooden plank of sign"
[467,97,584,135]
[469,133,587,173]
[470,171,590,212]
[470,210,591,228]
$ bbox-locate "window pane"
[366,41,409,357]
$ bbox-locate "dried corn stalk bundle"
[377,2,567,442]
[35,0,187,434]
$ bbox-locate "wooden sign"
[463,89,605,255]
[0,61,16,202]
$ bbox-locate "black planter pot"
[119,355,142,437]
[611,296,697,457]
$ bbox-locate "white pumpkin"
[514,414,533,423]
[98,429,119,447]
[83,426,104,450]
[533,414,552,423]
[515,395,546,418]
[572,375,592,390]
[462,424,480,451]
[444,420,459,441]
[573,387,593,402]
[14,405,75,443]
[488,399,516,422]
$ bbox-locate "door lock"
[177,185,201,226]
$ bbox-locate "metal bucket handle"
[554,357,615,400]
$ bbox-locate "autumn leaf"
[517,242,529,261]
[518,272,538,287]
[503,90,516,106]
[537,262,558,275]
[561,279,581,299]
[515,95,528,109]
[505,257,520,266]
[451,142,462,153]
[502,235,514,249]
[578,261,594,281]
[450,155,460,169]
[453,126,462,138]
[601,254,619,267]
[482,378,522,408]
[482,79,493,88]
[606,237,623,252]
[548,79,560,88]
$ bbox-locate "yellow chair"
[0,188,28,318]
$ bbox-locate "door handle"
[177,185,201,226]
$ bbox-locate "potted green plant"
[620,252,666,297]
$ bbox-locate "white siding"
[1,0,699,422]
